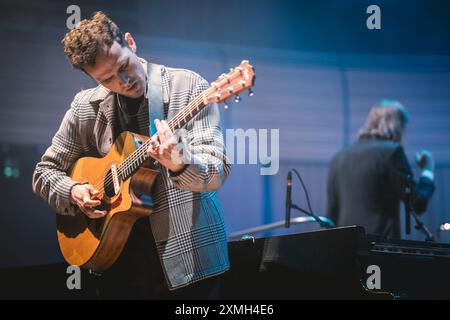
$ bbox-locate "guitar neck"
[166,91,208,131]
[120,91,209,179]
[118,59,255,180]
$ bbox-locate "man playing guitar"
[32,11,232,299]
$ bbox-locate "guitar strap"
[146,62,164,136]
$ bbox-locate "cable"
[289,168,333,228]
[291,168,314,216]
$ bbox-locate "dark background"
[1,0,450,270]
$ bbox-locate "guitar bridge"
[110,164,120,195]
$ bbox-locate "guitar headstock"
[204,60,255,108]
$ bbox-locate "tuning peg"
[248,88,254,97]
[223,101,229,110]
[234,95,241,103]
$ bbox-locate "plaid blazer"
[32,60,231,289]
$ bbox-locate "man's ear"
[124,32,137,53]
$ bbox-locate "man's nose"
[119,71,130,86]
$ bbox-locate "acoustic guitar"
[57,60,255,272]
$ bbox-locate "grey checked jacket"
[32,60,231,289]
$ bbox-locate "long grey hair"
[358,99,410,143]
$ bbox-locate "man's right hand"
[70,184,106,219]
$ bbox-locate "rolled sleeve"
[32,95,84,215]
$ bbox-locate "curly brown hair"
[62,11,125,70]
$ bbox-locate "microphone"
[285,171,292,228]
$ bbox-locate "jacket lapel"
[92,88,117,157]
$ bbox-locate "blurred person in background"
[326,99,435,238]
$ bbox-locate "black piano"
[1,225,449,299]
[221,226,450,299]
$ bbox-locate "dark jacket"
[326,138,435,238]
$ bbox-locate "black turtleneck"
[116,94,145,134]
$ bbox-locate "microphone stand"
[404,174,412,236]
[285,169,335,229]
[285,171,292,228]
[404,173,435,241]
[412,212,435,242]
[291,203,334,229]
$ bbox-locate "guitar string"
[91,94,203,194]
[92,89,207,192]
[119,89,205,170]
[93,71,244,194]
[119,90,207,171]
[92,68,246,194]
[91,90,208,194]
[114,68,243,178]
[117,86,208,171]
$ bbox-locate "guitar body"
[57,131,159,272]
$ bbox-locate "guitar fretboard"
[119,91,209,180]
